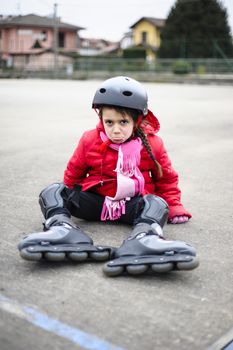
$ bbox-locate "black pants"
[56,185,143,226]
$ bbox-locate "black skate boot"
[18,183,112,262]
[103,222,199,276]
[103,195,199,276]
[18,214,111,262]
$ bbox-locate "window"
[41,31,47,41]
[141,31,147,44]
[58,32,65,48]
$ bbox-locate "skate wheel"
[151,263,174,273]
[44,252,66,261]
[176,256,199,270]
[126,264,148,275]
[20,248,42,261]
[103,264,124,277]
[68,252,88,261]
[89,251,109,261]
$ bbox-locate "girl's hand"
[169,215,189,224]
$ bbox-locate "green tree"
[158,0,233,58]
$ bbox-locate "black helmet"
[92,76,148,116]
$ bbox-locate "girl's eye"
[104,120,113,125]
[103,119,130,126]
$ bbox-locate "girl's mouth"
[112,138,124,143]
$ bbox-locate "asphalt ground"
[0,79,233,350]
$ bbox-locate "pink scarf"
[100,132,145,221]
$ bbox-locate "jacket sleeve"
[151,136,192,220]
[63,133,88,188]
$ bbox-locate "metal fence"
[73,57,233,74]
[1,57,233,79]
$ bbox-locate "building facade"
[129,17,165,60]
[0,14,84,69]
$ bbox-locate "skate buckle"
[165,251,175,256]
[40,241,50,246]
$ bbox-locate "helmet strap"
[94,107,101,118]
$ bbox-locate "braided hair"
[135,127,163,177]
[98,105,163,177]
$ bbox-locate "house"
[0,14,84,69]
[79,37,119,56]
[129,17,165,60]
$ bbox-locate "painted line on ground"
[0,294,126,350]
[207,326,233,350]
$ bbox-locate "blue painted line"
[223,341,233,350]
[0,294,126,350]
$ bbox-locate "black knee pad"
[39,183,66,219]
[135,194,169,227]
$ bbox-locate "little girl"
[18,76,199,276]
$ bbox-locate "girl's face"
[102,108,134,144]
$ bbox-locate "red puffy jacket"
[63,110,191,220]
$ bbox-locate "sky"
[0,0,233,41]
